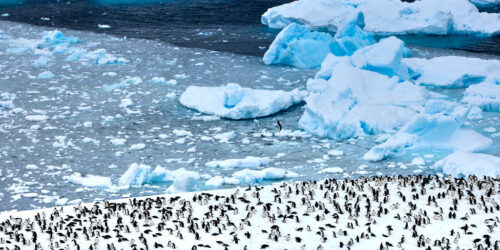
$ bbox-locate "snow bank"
[433,151,500,177]
[462,75,500,112]
[364,100,493,161]
[404,56,500,88]
[299,62,428,139]
[66,173,112,188]
[180,83,306,119]
[262,0,500,36]
[205,156,271,169]
[263,15,374,68]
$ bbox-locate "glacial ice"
[470,0,500,7]
[179,83,306,119]
[404,56,500,88]
[262,0,500,36]
[205,156,271,169]
[462,75,500,112]
[364,100,493,161]
[433,151,500,177]
[263,15,374,68]
[118,163,151,186]
[263,23,335,68]
[299,62,428,139]
[66,173,113,188]
[351,36,410,80]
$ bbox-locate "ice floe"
[65,173,113,188]
[404,56,500,88]
[364,100,493,161]
[262,0,500,36]
[433,151,500,177]
[205,156,271,169]
[180,83,306,119]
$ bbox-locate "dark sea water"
[0,0,499,56]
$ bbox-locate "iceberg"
[364,100,493,161]
[262,0,500,36]
[118,163,151,186]
[351,36,410,80]
[263,23,335,68]
[462,75,500,112]
[179,83,306,119]
[205,156,271,169]
[433,151,500,177]
[404,56,500,88]
[66,173,113,188]
[263,15,374,68]
[299,62,428,139]
[469,0,500,7]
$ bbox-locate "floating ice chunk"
[162,168,200,194]
[351,36,409,80]
[66,48,128,65]
[213,131,235,143]
[110,138,126,145]
[32,56,53,67]
[205,156,271,169]
[98,24,111,29]
[172,129,192,137]
[118,163,151,186]
[263,15,374,69]
[364,100,493,161]
[55,198,68,206]
[433,151,500,177]
[263,23,335,68]
[180,84,306,119]
[299,62,428,139]
[262,0,500,36]
[410,157,425,165]
[0,93,15,110]
[232,167,288,184]
[37,71,55,79]
[25,115,48,122]
[130,143,146,150]
[404,56,500,88]
[467,106,484,120]
[327,149,344,156]
[103,77,142,91]
[151,77,177,85]
[317,167,344,174]
[66,173,112,188]
[205,176,225,188]
[39,30,79,48]
[462,75,500,112]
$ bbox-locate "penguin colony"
[0,175,499,250]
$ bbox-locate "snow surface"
[364,100,492,161]
[262,0,500,36]
[1,176,499,250]
[433,151,500,177]
[180,83,306,119]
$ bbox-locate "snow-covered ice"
[205,156,271,169]
[66,173,113,188]
[262,0,500,36]
[180,83,306,119]
[404,56,500,88]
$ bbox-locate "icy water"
[1,0,500,56]
[0,1,499,212]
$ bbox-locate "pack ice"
[263,14,374,68]
[299,37,428,139]
[364,100,493,161]
[262,0,500,36]
[179,83,306,119]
